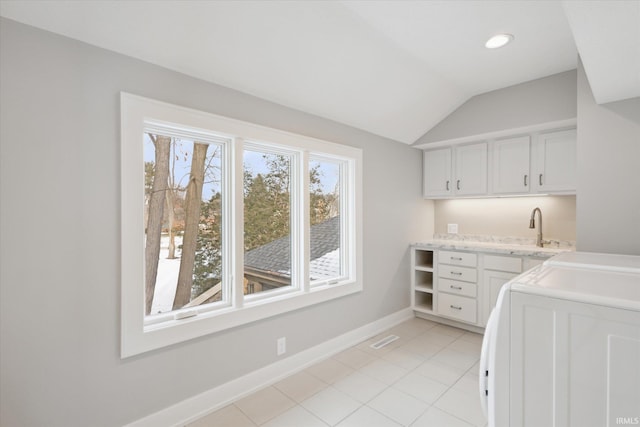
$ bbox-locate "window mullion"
[232,137,245,308]
[341,161,350,280]
[300,151,310,292]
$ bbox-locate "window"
[121,93,362,357]
[142,130,229,326]
[243,146,295,297]
[309,157,347,285]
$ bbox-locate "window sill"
[123,280,362,358]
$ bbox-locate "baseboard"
[124,307,414,427]
[414,311,485,334]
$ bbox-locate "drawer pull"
[450,256,463,261]
[450,305,463,310]
[450,285,463,290]
[450,271,463,276]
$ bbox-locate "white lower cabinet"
[437,292,477,324]
[439,278,477,298]
[436,250,479,325]
[439,264,478,283]
[481,254,547,326]
[482,270,518,326]
[411,245,552,330]
[439,250,477,267]
[481,254,522,326]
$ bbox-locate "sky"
[144,134,340,200]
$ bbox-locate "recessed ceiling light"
[485,34,514,49]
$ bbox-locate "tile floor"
[188,317,487,427]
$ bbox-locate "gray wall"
[576,59,640,255]
[414,70,577,145]
[0,19,433,427]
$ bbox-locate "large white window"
[121,93,362,357]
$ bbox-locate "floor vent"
[369,334,400,350]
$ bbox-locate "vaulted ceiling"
[1,1,638,144]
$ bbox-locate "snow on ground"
[149,236,181,315]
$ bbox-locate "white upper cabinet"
[423,128,576,199]
[423,142,488,198]
[455,142,488,196]
[423,147,452,197]
[491,136,531,195]
[532,129,576,193]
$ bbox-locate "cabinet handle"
[450,285,463,290]
[456,180,461,190]
[450,256,463,261]
[524,174,528,187]
[450,305,463,310]
[450,271,463,276]
[446,180,449,191]
[539,174,543,186]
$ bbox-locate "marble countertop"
[413,234,574,258]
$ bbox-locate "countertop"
[413,239,572,258]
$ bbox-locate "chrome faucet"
[529,207,543,247]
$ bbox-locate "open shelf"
[412,247,435,314]
[415,249,434,269]
[414,291,433,312]
[415,270,433,291]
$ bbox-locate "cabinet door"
[482,270,518,326]
[492,136,531,195]
[533,129,576,193]
[455,142,488,196]
[423,148,452,198]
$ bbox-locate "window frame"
[308,154,351,287]
[121,93,363,358]
[141,128,232,327]
[242,141,301,301]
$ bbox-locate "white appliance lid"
[543,251,640,274]
[511,252,640,311]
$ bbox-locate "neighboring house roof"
[244,215,341,281]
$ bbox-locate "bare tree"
[165,185,177,259]
[145,134,171,315]
[165,138,179,260]
[173,142,209,309]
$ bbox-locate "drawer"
[484,255,522,273]
[439,251,477,267]
[439,278,477,298]
[437,293,477,324]
[438,265,477,283]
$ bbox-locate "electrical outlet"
[277,337,286,356]
[447,223,459,234]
